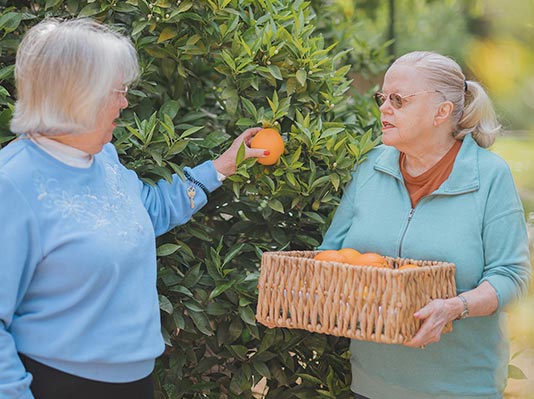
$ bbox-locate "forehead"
[382,64,428,93]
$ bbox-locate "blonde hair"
[393,51,500,148]
[10,18,139,136]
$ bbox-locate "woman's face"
[91,85,129,152]
[378,64,442,153]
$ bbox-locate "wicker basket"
[256,250,456,344]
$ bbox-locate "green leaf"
[0,12,22,33]
[158,27,178,44]
[238,306,256,325]
[268,199,284,213]
[222,243,245,266]
[296,69,307,86]
[252,360,271,378]
[180,126,203,138]
[45,0,62,10]
[158,295,173,314]
[78,3,102,17]
[267,65,283,80]
[156,243,180,257]
[189,311,214,336]
[236,141,246,165]
[209,280,235,300]
[508,364,527,379]
[321,127,344,139]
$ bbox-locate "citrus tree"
[0,1,389,397]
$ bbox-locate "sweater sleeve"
[318,172,357,250]
[0,175,38,399]
[140,160,222,237]
[480,209,531,311]
[478,165,532,311]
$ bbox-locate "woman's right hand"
[212,127,268,177]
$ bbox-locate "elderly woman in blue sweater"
[0,18,266,399]
[320,51,531,398]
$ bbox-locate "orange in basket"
[338,248,361,264]
[398,263,419,270]
[354,252,390,268]
[314,250,347,263]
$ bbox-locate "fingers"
[245,148,269,160]
[240,127,263,146]
[413,303,433,320]
[403,301,446,349]
[236,127,268,160]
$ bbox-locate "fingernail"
[264,150,270,156]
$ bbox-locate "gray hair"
[393,51,500,148]
[10,18,139,136]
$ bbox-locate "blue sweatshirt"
[0,139,221,399]
[320,135,531,399]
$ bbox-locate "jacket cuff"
[186,160,222,193]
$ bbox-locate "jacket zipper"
[398,208,415,258]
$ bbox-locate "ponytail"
[456,80,500,148]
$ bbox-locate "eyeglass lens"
[374,92,403,109]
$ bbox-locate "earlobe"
[434,101,454,126]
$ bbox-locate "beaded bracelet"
[184,170,210,198]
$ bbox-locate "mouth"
[382,121,395,129]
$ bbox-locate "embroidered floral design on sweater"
[34,162,144,244]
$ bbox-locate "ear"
[433,101,454,126]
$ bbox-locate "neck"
[403,135,457,176]
[46,131,104,155]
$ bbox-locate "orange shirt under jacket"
[400,139,462,208]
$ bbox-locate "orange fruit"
[313,250,347,264]
[338,248,362,265]
[354,252,389,268]
[398,263,419,270]
[250,128,285,165]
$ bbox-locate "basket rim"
[262,250,455,270]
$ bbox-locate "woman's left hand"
[403,298,459,349]
[212,127,267,177]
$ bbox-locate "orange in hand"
[250,128,285,165]
[313,250,347,264]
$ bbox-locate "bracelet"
[184,170,210,198]
[456,295,469,320]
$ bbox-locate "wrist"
[212,157,234,177]
[454,295,469,320]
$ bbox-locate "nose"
[120,94,128,109]
[379,97,393,113]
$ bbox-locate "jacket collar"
[373,134,480,195]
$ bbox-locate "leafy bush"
[0,1,388,397]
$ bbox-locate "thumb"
[246,148,270,159]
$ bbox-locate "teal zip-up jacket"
[320,134,531,399]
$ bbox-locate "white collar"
[31,135,94,168]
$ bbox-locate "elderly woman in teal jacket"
[320,51,531,399]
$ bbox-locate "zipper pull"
[187,186,196,208]
[408,208,415,220]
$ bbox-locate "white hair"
[393,51,500,148]
[10,18,139,136]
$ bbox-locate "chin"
[380,131,397,147]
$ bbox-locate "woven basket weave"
[256,250,456,344]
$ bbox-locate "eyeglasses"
[373,90,441,109]
[113,85,128,95]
